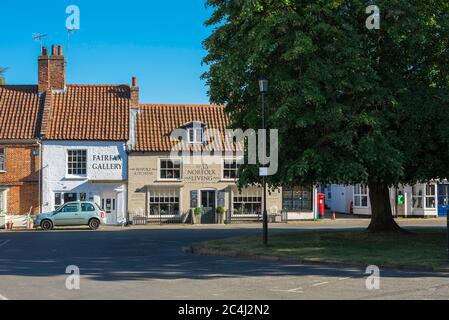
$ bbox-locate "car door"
[53,203,80,226]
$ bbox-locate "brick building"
[0,85,43,214]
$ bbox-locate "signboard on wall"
[184,164,221,183]
[91,154,123,171]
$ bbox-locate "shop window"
[413,184,436,209]
[64,193,78,203]
[149,190,180,216]
[233,191,262,215]
[283,188,313,211]
[54,193,63,210]
[55,192,87,210]
[0,147,5,172]
[67,150,87,176]
[160,159,181,180]
[425,184,436,209]
[0,190,5,213]
[223,160,240,180]
[412,185,424,209]
[354,184,368,207]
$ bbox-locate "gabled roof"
[41,85,130,141]
[134,104,232,152]
[0,85,43,140]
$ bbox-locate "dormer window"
[182,121,206,144]
[188,127,204,144]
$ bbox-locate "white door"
[331,185,347,213]
[101,196,117,225]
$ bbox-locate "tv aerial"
[32,33,48,49]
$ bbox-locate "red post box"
[317,193,325,219]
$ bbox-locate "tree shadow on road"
[0,228,447,282]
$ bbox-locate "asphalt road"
[0,219,448,300]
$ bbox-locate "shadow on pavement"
[0,228,447,282]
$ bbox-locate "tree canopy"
[0,68,6,85]
[203,0,449,232]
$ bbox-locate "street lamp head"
[259,78,269,93]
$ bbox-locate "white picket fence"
[0,214,30,229]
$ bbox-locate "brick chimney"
[38,45,66,93]
[130,76,139,108]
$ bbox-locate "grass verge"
[193,229,449,270]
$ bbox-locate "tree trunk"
[367,181,404,233]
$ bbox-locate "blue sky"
[0,1,213,103]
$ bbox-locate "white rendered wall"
[41,141,128,225]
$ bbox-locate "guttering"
[0,139,38,145]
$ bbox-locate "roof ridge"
[139,103,224,108]
[66,84,130,87]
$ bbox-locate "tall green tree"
[0,68,6,85]
[203,0,449,232]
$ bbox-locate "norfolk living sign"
[183,164,221,183]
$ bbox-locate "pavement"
[0,218,448,300]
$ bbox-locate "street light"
[259,77,269,246]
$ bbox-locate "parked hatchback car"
[34,202,106,230]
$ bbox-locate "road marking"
[0,240,10,248]
[288,287,304,292]
[311,282,329,287]
[269,289,304,294]
[0,293,9,301]
[338,277,351,281]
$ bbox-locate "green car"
[34,202,106,231]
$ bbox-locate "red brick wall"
[0,144,40,214]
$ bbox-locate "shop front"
[344,183,439,217]
[128,153,283,223]
[42,141,128,225]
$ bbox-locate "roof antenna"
[32,33,47,50]
[66,28,76,62]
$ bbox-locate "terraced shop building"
[38,45,133,225]
[127,103,286,223]
[0,85,42,216]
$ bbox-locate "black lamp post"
[259,78,269,246]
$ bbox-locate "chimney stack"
[38,45,66,93]
[130,76,139,108]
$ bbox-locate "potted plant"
[216,206,225,224]
[192,207,203,224]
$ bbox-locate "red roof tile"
[134,104,233,152]
[43,85,130,141]
[0,85,42,140]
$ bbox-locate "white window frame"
[354,184,369,208]
[412,184,436,209]
[66,149,88,177]
[425,184,436,209]
[412,184,424,209]
[232,190,262,216]
[158,158,182,181]
[54,191,88,210]
[0,189,6,214]
[148,189,181,217]
[222,158,241,181]
[0,147,5,172]
[187,127,205,144]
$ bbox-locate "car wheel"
[41,220,53,231]
[89,219,100,230]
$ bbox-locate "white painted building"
[328,183,441,218]
[35,45,136,225]
[41,141,128,225]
